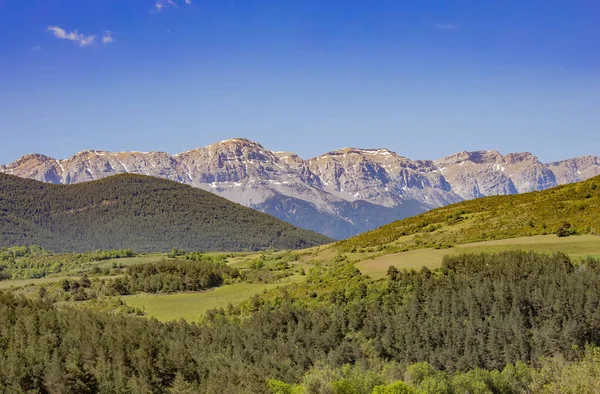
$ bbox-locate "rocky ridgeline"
[1,138,599,239]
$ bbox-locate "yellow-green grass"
[224,248,339,270]
[123,278,301,322]
[226,253,268,269]
[0,274,125,290]
[0,276,68,289]
[101,252,267,271]
[357,234,600,279]
[340,176,600,254]
[96,254,167,268]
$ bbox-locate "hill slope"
[0,173,332,252]
[340,174,600,252]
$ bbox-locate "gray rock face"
[433,150,559,200]
[503,152,557,193]
[1,138,597,239]
[1,154,64,184]
[305,148,459,208]
[546,156,600,185]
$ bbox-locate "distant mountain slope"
[433,150,556,199]
[0,173,332,252]
[340,175,600,252]
[1,138,598,239]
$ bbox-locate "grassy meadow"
[94,254,166,268]
[0,276,69,289]
[123,279,300,322]
[357,234,600,278]
[340,175,600,255]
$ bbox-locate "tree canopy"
[0,173,332,252]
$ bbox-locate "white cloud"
[155,0,175,11]
[102,31,115,44]
[154,0,190,12]
[46,26,96,47]
[32,45,42,51]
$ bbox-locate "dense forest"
[0,173,332,252]
[340,174,600,252]
[2,251,600,393]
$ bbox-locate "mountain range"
[2,138,599,239]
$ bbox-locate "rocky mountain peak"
[504,152,537,164]
[7,153,56,167]
[274,152,304,166]
[305,147,457,208]
[73,150,103,157]
[313,147,398,161]
[186,138,282,167]
[207,138,268,154]
[1,153,63,183]
[436,150,505,167]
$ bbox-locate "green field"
[0,276,68,289]
[357,234,600,278]
[95,254,167,268]
[123,281,296,322]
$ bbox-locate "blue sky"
[0,0,598,164]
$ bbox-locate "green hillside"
[340,174,600,253]
[0,173,332,252]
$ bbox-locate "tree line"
[57,259,241,301]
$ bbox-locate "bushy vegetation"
[122,259,240,294]
[0,245,135,280]
[340,175,600,253]
[168,248,228,263]
[2,251,600,393]
[268,348,600,393]
[57,259,241,301]
[0,173,332,252]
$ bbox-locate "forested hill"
[340,174,600,252]
[0,173,333,252]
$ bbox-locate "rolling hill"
[0,173,332,252]
[339,174,600,253]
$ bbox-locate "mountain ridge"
[0,173,332,252]
[2,138,599,239]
